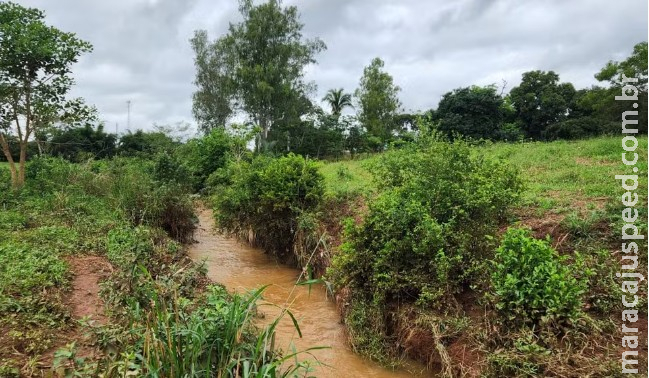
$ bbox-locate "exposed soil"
[66,255,112,324]
[35,256,113,373]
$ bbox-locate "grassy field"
[320,136,648,213]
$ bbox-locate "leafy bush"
[0,210,27,231]
[491,228,589,327]
[181,128,241,191]
[107,158,196,242]
[213,153,324,262]
[333,139,522,301]
[152,153,191,186]
[544,117,603,140]
[330,139,522,357]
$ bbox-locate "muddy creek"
[188,210,428,378]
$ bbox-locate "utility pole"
[115,122,119,135]
[126,100,131,131]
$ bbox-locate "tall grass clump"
[139,285,314,378]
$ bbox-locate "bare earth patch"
[66,255,112,324]
[34,256,113,374]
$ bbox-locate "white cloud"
[19,0,648,130]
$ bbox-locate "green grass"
[479,136,648,209]
[317,158,377,196]
[319,136,648,212]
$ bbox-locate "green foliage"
[323,88,353,116]
[0,1,94,187]
[0,243,68,297]
[138,285,315,377]
[596,41,648,90]
[152,153,191,186]
[544,116,613,140]
[509,70,576,140]
[270,113,350,158]
[213,153,324,261]
[118,130,177,157]
[491,228,589,327]
[355,57,402,147]
[190,0,326,140]
[435,85,505,140]
[330,139,522,358]
[49,124,117,162]
[107,158,196,242]
[0,210,27,231]
[181,128,241,191]
[107,227,155,271]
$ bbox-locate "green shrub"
[491,228,590,327]
[108,159,196,242]
[332,140,522,305]
[152,153,191,186]
[107,227,155,271]
[181,128,240,191]
[213,153,324,262]
[330,139,522,359]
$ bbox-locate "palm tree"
[322,88,353,116]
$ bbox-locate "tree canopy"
[323,88,353,116]
[190,0,326,145]
[509,70,576,140]
[355,57,401,148]
[0,1,93,187]
[435,85,504,140]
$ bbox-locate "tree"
[322,88,353,116]
[435,85,504,140]
[0,2,93,187]
[355,58,401,148]
[50,123,117,161]
[509,70,576,140]
[590,41,648,131]
[596,41,647,91]
[118,130,177,157]
[190,0,326,145]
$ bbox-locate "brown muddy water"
[188,210,429,378]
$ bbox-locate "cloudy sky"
[21,0,648,135]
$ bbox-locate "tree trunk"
[17,139,26,188]
[0,133,18,188]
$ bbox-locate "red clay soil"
[34,256,112,373]
[66,255,112,324]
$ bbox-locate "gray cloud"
[20,0,648,131]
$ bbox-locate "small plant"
[491,228,591,327]
[53,342,98,377]
[336,165,352,180]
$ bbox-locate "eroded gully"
[188,209,429,378]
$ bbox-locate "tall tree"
[323,88,353,116]
[595,41,648,91]
[190,0,326,145]
[354,58,401,147]
[509,70,576,140]
[435,85,504,140]
[589,41,648,131]
[0,2,92,187]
